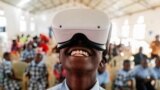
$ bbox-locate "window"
[30,22,35,31]
[0,10,8,52]
[0,9,4,16]
[0,10,7,33]
[20,16,27,32]
[30,17,35,31]
[110,22,120,44]
[133,16,146,40]
[121,20,130,38]
[0,16,6,28]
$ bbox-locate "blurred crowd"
[0,34,160,90]
[106,35,160,90]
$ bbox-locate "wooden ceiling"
[0,0,160,18]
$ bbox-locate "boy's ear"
[99,61,105,68]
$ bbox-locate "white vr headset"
[52,9,112,51]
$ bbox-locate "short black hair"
[36,53,43,59]
[123,59,130,65]
[156,56,160,61]
[101,50,108,64]
[3,52,10,58]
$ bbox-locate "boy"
[1,52,21,90]
[25,53,48,90]
[115,60,133,90]
[48,9,111,90]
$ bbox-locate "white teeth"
[71,50,89,57]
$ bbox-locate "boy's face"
[59,43,103,74]
[141,59,148,68]
[35,54,42,63]
[123,63,130,71]
[28,44,33,50]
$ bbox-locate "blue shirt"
[153,67,160,79]
[115,69,132,87]
[21,49,35,61]
[97,71,109,85]
[128,65,157,79]
[48,79,105,90]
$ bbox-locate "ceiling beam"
[91,0,103,9]
[116,0,142,11]
[0,0,22,10]
[79,0,83,4]
[138,0,157,10]
[108,0,143,18]
[50,0,56,6]
[84,0,93,7]
[101,0,121,10]
[59,0,65,5]
[113,4,160,19]
[39,0,48,8]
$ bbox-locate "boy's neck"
[66,71,97,90]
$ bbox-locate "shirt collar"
[64,79,100,90]
[3,59,11,64]
[31,60,44,66]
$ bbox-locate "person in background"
[32,36,40,48]
[150,35,160,59]
[16,35,22,53]
[25,53,48,90]
[49,27,53,39]
[153,56,160,89]
[26,34,31,42]
[133,47,148,65]
[114,60,133,90]
[20,34,27,45]
[0,56,4,89]
[153,56,160,79]
[21,43,35,63]
[39,40,49,54]
[97,64,109,89]
[11,40,19,54]
[128,57,156,90]
[53,62,66,84]
[40,34,49,43]
[1,52,21,90]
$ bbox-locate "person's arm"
[24,65,30,78]
[127,79,134,90]
[100,72,109,89]
[43,64,49,88]
[4,65,21,81]
[22,52,29,62]
[149,68,157,86]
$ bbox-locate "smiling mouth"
[70,49,89,57]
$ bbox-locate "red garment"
[40,34,49,42]
[39,43,49,53]
[53,70,60,80]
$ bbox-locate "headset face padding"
[58,33,106,50]
[52,9,112,50]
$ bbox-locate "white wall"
[112,8,160,43]
[0,1,34,39]
[111,8,160,54]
